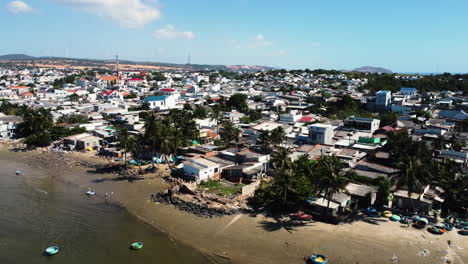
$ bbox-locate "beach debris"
[34,188,48,194]
[417,249,430,257]
[389,254,399,263]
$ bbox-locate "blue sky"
[1,0,468,73]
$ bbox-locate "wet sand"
[1,146,467,264]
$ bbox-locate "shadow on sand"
[91,175,145,183]
[259,217,314,233]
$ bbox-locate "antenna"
[186,51,191,73]
[115,53,119,75]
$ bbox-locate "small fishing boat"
[442,223,454,231]
[366,207,377,214]
[401,216,412,224]
[290,212,313,221]
[15,170,23,175]
[308,254,327,264]
[45,246,59,255]
[411,215,420,221]
[131,242,143,250]
[85,190,96,196]
[383,211,392,218]
[459,226,468,235]
[390,215,401,221]
[429,226,447,235]
[414,218,429,229]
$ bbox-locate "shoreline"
[1,144,467,264]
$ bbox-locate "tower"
[115,53,119,75]
[186,51,191,73]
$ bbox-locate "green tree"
[227,93,248,112]
[315,155,352,213]
[270,127,286,147]
[219,120,239,147]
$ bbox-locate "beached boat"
[131,242,143,250]
[85,190,96,196]
[390,215,401,221]
[460,227,468,235]
[442,223,454,231]
[414,218,429,229]
[15,170,23,175]
[411,215,420,221]
[45,246,59,255]
[401,216,412,224]
[290,212,313,221]
[308,254,327,264]
[429,226,447,235]
[383,211,392,218]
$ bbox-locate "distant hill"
[352,66,392,74]
[0,54,274,72]
[0,54,37,60]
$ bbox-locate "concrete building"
[343,117,380,134]
[399,87,417,97]
[183,157,220,182]
[375,90,391,112]
[144,95,176,110]
[308,124,334,145]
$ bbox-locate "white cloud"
[54,0,161,28]
[247,33,272,48]
[307,41,321,47]
[6,1,34,14]
[153,24,195,40]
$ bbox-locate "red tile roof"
[298,116,314,122]
[160,88,176,92]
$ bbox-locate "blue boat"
[45,246,59,255]
[131,242,143,250]
[15,170,23,175]
[308,254,327,264]
[442,223,454,231]
[86,190,96,196]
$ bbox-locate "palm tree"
[315,155,351,213]
[270,126,286,147]
[259,130,271,153]
[118,128,134,169]
[144,114,160,165]
[219,120,239,147]
[392,156,429,211]
[209,105,223,134]
[271,147,291,170]
[432,135,447,150]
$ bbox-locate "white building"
[183,158,220,182]
[144,95,176,110]
[308,124,334,145]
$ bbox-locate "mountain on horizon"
[0,54,37,60]
[352,66,392,73]
[0,54,275,72]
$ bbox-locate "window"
[214,168,218,173]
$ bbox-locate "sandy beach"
[1,145,466,264]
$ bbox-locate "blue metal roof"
[145,95,168,101]
[400,87,417,93]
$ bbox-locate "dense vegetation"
[362,73,468,94]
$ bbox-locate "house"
[308,124,334,145]
[343,116,380,133]
[0,113,22,139]
[183,157,220,182]
[144,95,176,110]
[9,86,30,95]
[399,87,417,97]
[63,133,101,151]
[438,110,468,122]
[99,90,124,101]
[375,90,391,112]
[393,185,444,214]
[127,78,146,87]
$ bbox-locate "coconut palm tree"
[209,105,224,134]
[270,126,286,147]
[315,155,351,213]
[259,130,271,153]
[271,147,292,170]
[118,128,136,169]
[219,120,239,147]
